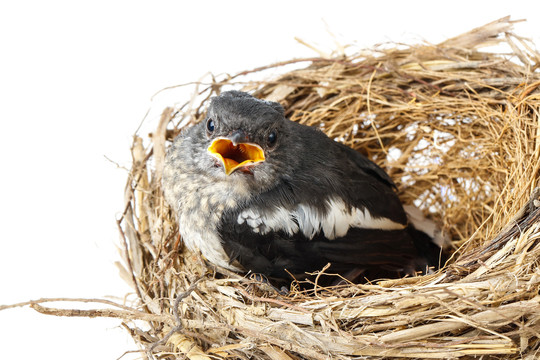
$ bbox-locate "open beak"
[208,137,265,175]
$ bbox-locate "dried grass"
[18,17,540,360]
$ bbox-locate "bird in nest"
[163,91,445,286]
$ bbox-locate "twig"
[30,303,172,325]
[146,278,203,360]
[1,297,137,312]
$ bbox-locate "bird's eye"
[206,118,215,133]
[267,130,277,147]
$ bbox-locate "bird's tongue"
[208,138,265,175]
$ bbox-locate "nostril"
[230,130,248,145]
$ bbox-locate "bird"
[163,90,445,286]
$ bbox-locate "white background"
[1,1,538,359]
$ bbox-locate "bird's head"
[185,91,297,192]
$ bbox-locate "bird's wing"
[330,141,408,226]
[281,122,406,226]
[219,206,420,283]
[333,141,397,188]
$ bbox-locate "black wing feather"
[219,208,421,285]
[285,123,408,225]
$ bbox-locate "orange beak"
[208,138,265,175]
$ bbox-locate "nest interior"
[118,17,540,359]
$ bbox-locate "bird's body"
[163,91,443,285]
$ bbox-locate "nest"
[118,17,540,359]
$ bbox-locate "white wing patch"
[238,207,299,235]
[237,197,406,240]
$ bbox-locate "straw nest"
[118,17,540,359]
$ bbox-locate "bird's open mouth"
[208,138,265,175]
